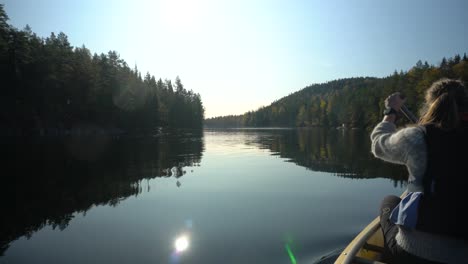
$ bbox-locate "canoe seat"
[362,243,384,253]
[352,243,386,264]
[353,256,387,264]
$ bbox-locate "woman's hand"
[383,93,406,123]
[385,92,406,112]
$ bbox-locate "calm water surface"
[1,128,406,264]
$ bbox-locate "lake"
[1,128,406,264]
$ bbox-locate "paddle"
[397,93,419,123]
[400,105,418,123]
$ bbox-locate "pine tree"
[454,54,461,64]
[175,76,184,94]
[440,57,447,68]
[0,4,9,37]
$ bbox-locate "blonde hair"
[418,78,468,129]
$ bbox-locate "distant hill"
[205,55,468,129]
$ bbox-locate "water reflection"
[213,128,406,182]
[0,130,204,255]
[2,128,407,263]
[170,220,194,263]
[175,235,190,252]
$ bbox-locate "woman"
[371,78,468,264]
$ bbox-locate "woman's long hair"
[418,78,468,129]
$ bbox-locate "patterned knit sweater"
[370,121,468,263]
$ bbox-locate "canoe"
[334,215,386,264]
[334,192,407,264]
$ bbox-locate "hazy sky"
[4,0,468,118]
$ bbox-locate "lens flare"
[175,235,189,252]
[285,243,297,264]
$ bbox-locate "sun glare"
[160,0,206,33]
[175,235,189,252]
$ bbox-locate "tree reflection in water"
[238,127,407,184]
[2,128,407,257]
[0,130,204,255]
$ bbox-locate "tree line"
[205,54,468,129]
[0,4,204,136]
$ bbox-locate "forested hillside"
[0,5,204,136]
[205,55,468,129]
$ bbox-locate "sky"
[3,0,468,118]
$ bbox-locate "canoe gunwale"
[336,216,382,264]
[335,192,407,264]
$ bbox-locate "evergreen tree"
[175,76,184,94]
[0,6,204,134]
[454,54,461,64]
